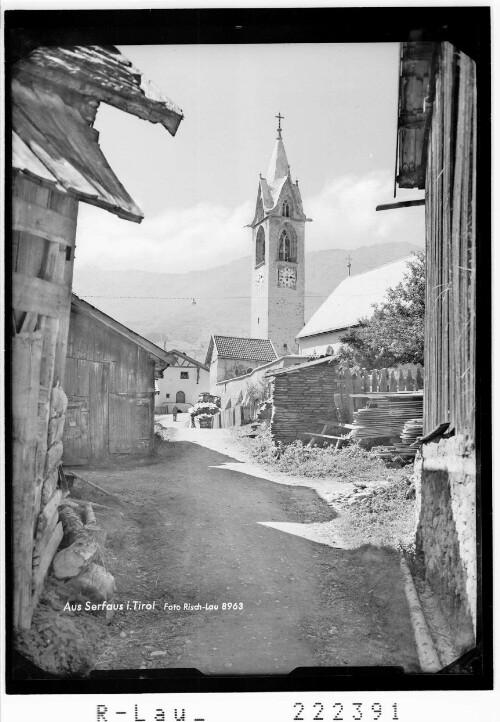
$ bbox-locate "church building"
[206,116,308,389]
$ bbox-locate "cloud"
[75,172,424,273]
[76,200,254,274]
[304,172,425,252]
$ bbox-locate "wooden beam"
[12,273,70,318]
[13,197,77,246]
[376,199,425,211]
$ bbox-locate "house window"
[166,393,170,398]
[180,371,189,379]
[282,200,290,217]
[176,391,186,404]
[278,227,297,262]
[255,226,265,266]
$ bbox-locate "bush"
[247,426,394,482]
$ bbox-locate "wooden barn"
[396,39,480,656]
[64,296,176,464]
[10,44,183,628]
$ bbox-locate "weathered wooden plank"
[62,398,90,465]
[31,522,63,609]
[89,361,109,458]
[33,506,59,566]
[12,272,70,318]
[11,331,43,445]
[344,370,354,423]
[41,468,59,506]
[36,488,62,540]
[48,415,66,446]
[13,172,51,207]
[75,359,91,397]
[12,230,45,277]
[13,196,77,246]
[32,481,43,536]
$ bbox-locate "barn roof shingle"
[12,45,183,222]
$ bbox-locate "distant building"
[297,257,412,357]
[206,335,277,393]
[155,350,209,413]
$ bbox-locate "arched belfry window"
[278,226,297,262]
[256,227,265,266]
[282,200,290,217]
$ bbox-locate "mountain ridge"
[73,241,421,360]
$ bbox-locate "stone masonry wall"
[416,433,476,655]
[270,362,339,445]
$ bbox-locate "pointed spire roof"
[266,138,290,183]
[250,116,306,226]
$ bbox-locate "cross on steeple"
[275,112,284,139]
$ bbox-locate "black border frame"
[3,5,492,695]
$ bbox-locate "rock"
[52,537,98,579]
[120,631,127,638]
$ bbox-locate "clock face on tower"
[278,266,297,289]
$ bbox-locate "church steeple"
[266,138,289,183]
[249,116,307,356]
[266,112,290,182]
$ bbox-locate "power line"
[79,294,330,300]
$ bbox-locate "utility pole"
[346,254,352,277]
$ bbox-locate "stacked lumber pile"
[400,418,424,445]
[351,393,423,440]
[371,416,424,462]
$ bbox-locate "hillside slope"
[73,241,421,360]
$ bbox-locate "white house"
[155,349,209,413]
[297,257,413,356]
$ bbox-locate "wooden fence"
[213,405,243,429]
[336,364,423,423]
[211,363,423,429]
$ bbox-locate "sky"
[75,42,425,274]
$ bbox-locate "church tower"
[249,115,307,356]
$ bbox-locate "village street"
[89,416,419,675]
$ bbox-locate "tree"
[338,252,425,368]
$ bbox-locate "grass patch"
[341,477,416,550]
[237,425,416,550]
[239,425,404,484]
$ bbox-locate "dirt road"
[88,425,419,674]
